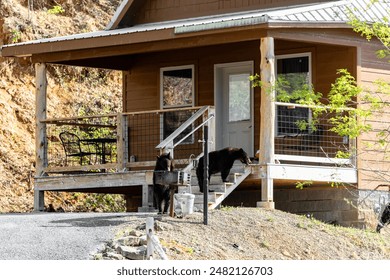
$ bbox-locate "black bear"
[153,152,174,214]
[377,203,390,233]
[196,147,251,193]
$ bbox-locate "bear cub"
[196,147,251,193]
[153,152,174,214]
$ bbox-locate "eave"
[0,21,350,59]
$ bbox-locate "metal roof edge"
[174,1,352,34]
[174,14,269,34]
[267,19,350,28]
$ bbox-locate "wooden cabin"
[1,0,389,227]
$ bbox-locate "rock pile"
[94,219,170,260]
[95,226,148,260]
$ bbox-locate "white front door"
[215,62,254,156]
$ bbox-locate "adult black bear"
[153,152,174,214]
[196,147,251,193]
[377,203,390,233]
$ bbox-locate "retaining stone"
[117,245,147,260]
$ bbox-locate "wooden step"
[178,163,253,211]
[194,193,219,204]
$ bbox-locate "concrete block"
[256,201,275,209]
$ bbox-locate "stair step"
[176,162,253,211]
[194,193,218,203]
[189,173,243,186]
[179,184,228,194]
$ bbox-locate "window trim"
[275,52,312,137]
[160,64,195,110]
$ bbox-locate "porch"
[34,102,357,212]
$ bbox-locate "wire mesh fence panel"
[274,105,353,162]
[46,115,118,170]
[45,107,209,173]
[126,108,204,169]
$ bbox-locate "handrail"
[274,101,355,111]
[156,105,211,149]
[42,106,205,123]
[42,114,117,123]
[173,114,215,148]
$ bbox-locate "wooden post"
[141,184,149,209]
[116,113,128,171]
[169,185,176,217]
[34,62,48,211]
[257,37,275,209]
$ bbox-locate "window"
[160,65,195,143]
[275,53,311,136]
[228,73,251,122]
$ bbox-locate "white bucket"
[174,193,195,216]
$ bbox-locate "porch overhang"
[0,22,350,61]
[4,0,384,62]
[2,0,387,63]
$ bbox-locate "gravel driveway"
[0,212,133,260]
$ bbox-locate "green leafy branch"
[348,0,390,61]
[48,5,65,15]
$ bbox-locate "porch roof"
[1,0,388,58]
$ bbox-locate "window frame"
[160,64,195,109]
[275,52,312,137]
[159,65,195,145]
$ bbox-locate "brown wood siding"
[124,39,362,161]
[358,42,390,190]
[274,41,357,158]
[133,0,336,24]
[125,40,261,157]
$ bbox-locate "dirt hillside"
[0,0,122,212]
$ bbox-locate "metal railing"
[44,114,118,173]
[156,105,215,169]
[42,106,215,174]
[274,102,356,166]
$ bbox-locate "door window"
[228,73,251,122]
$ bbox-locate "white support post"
[208,107,216,152]
[257,37,275,209]
[146,217,154,260]
[34,62,48,211]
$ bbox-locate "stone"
[282,250,291,258]
[118,245,147,260]
[129,229,143,237]
[139,235,147,246]
[105,251,125,260]
[115,236,142,247]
